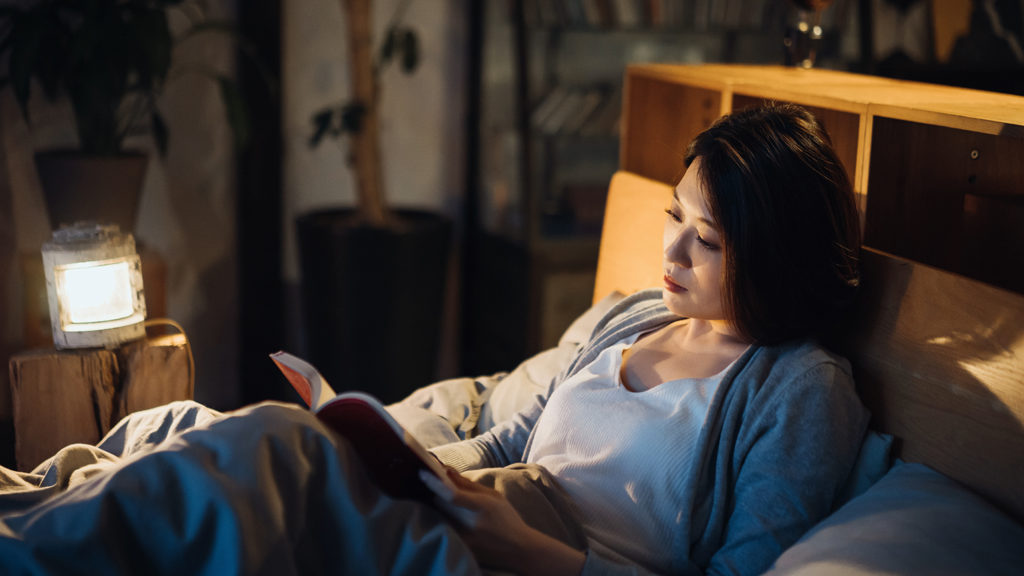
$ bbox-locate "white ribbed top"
[524,329,726,573]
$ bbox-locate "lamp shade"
[42,223,147,349]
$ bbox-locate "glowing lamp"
[42,223,147,349]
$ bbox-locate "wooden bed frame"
[593,170,1024,523]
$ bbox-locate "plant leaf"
[380,27,396,67]
[309,108,334,147]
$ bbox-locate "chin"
[661,289,689,317]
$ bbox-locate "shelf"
[621,63,1024,295]
[522,0,794,33]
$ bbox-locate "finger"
[447,483,498,513]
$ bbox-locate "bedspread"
[0,401,480,576]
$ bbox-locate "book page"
[270,351,337,410]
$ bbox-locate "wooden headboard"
[593,171,672,304]
[594,170,1024,522]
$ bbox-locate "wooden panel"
[634,64,1024,132]
[634,64,889,90]
[116,334,193,422]
[867,90,1024,135]
[621,75,720,184]
[8,337,193,471]
[961,191,1024,295]
[834,249,1024,522]
[9,349,118,470]
[593,171,672,303]
[864,117,1024,294]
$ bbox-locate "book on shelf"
[542,90,587,134]
[562,88,606,134]
[531,86,571,129]
[533,86,621,137]
[578,88,622,137]
[522,0,784,31]
[270,350,477,527]
[611,0,642,28]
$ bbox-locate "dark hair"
[684,103,860,344]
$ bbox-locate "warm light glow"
[56,259,135,325]
[42,223,147,349]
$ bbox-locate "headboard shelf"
[621,64,1024,297]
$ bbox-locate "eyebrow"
[672,188,717,228]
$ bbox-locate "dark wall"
[237,0,290,405]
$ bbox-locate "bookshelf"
[621,63,1024,296]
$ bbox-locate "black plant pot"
[296,209,452,404]
[35,151,148,231]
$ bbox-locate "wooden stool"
[7,334,192,471]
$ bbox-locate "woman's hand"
[441,468,586,576]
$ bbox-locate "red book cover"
[270,351,476,525]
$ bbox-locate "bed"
[594,170,1024,525]
[590,170,1024,574]
[2,170,1023,574]
[391,169,1024,574]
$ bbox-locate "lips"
[663,274,686,293]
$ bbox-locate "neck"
[679,318,750,351]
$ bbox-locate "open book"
[270,350,476,526]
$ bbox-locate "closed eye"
[696,234,719,251]
[667,207,720,251]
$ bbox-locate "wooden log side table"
[7,334,193,471]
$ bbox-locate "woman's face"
[662,158,727,322]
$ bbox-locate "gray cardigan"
[433,289,869,575]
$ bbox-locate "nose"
[664,227,693,269]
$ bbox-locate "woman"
[430,103,869,575]
[0,103,867,576]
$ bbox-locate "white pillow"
[766,461,1024,576]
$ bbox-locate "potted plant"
[298,0,452,404]
[0,0,251,231]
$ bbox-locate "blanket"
[0,401,480,576]
[0,294,612,575]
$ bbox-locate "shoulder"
[737,339,859,412]
[589,288,672,336]
[750,339,852,382]
[774,339,851,376]
[725,340,869,458]
[559,289,678,382]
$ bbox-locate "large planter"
[296,209,452,404]
[35,151,148,231]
